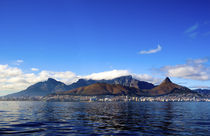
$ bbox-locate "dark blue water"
[0,101,210,136]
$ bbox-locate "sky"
[0,0,210,96]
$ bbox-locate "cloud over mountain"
[2,58,210,96]
[160,58,210,81]
[0,65,78,96]
[0,65,160,96]
[83,70,130,80]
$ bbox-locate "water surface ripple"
[0,101,210,135]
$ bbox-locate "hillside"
[5,78,70,97]
[143,77,193,96]
[57,83,143,96]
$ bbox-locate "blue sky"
[0,0,210,95]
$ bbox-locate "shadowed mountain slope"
[5,78,70,97]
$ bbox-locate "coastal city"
[1,94,210,102]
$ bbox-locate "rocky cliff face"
[68,75,155,90]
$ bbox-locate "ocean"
[0,101,210,135]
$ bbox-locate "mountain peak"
[123,75,132,78]
[145,77,185,96]
[47,78,58,83]
[124,75,133,79]
[113,75,132,80]
[162,77,172,83]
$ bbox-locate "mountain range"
[67,75,154,90]
[4,75,200,98]
[5,75,154,97]
[54,77,196,97]
[192,89,210,97]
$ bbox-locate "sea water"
[0,101,210,135]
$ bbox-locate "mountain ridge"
[4,75,155,97]
[52,77,196,97]
[3,75,200,99]
[68,75,155,90]
[57,83,143,96]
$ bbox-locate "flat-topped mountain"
[52,77,196,97]
[68,75,155,90]
[4,76,199,99]
[4,75,154,97]
[56,83,143,96]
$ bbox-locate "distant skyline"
[0,0,210,96]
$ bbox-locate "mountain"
[101,75,155,89]
[67,79,97,90]
[193,89,210,94]
[56,83,143,96]
[193,89,210,97]
[4,76,154,98]
[143,77,193,96]
[3,76,201,101]
[68,75,155,90]
[51,77,196,97]
[5,78,70,97]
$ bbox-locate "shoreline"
[1,95,210,102]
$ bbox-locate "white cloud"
[187,58,208,64]
[83,70,130,80]
[83,70,160,84]
[16,60,24,63]
[184,22,210,38]
[132,74,161,84]
[185,23,199,34]
[0,65,22,77]
[0,65,161,96]
[160,58,210,81]
[14,60,24,65]
[31,68,39,71]
[38,70,79,84]
[0,65,78,96]
[139,45,162,54]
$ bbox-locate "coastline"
[1,95,210,102]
